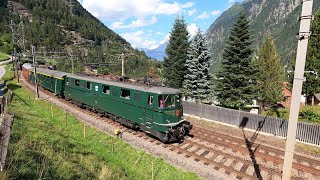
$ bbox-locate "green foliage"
[164,16,189,89]
[299,107,320,123]
[5,77,200,179]
[264,106,320,124]
[0,52,10,61]
[97,66,110,74]
[256,35,284,108]
[184,30,212,102]
[215,12,257,109]
[303,9,320,104]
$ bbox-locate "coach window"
[75,79,80,86]
[120,89,130,99]
[86,82,92,90]
[102,85,110,94]
[148,95,153,106]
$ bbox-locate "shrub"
[299,106,320,123]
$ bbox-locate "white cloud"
[229,0,236,3]
[187,23,199,37]
[187,9,197,16]
[156,32,164,35]
[121,31,159,49]
[81,0,194,20]
[181,2,194,8]
[160,33,170,44]
[197,10,221,19]
[197,11,210,19]
[111,17,157,29]
[211,10,221,16]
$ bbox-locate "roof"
[315,93,320,101]
[282,82,292,97]
[30,68,69,79]
[66,74,181,94]
[22,63,32,70]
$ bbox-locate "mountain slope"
[143,42,167,61]
[206,0,320,66]
[0,0,160,77]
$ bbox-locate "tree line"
[164,10,320,110]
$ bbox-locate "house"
[314,93,320,105]
[280,82,307,108]
[280,82,292,108]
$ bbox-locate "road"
[0,66,5,79]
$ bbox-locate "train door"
[145,95,154,129]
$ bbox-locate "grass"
[0,52,9,62]
[1,70,200,179]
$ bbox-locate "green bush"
[299,106,320,123]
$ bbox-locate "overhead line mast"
[282,0,314,179]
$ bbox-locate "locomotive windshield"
[158,95,175,108]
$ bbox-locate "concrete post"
[282,0,313,179]
[32,45,39,99]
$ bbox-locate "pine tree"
[215,12,257,109]
[256,35,284,109]
[164,16,189,89]
[184,30,212,102]
[303,10,320,105]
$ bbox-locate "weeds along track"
[21,77,320,180]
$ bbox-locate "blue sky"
[77,0,244,50]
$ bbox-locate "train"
[22,64,192,143]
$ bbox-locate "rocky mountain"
[206,0,320,67]
[142,42,167,61]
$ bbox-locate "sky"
[77,0,244,50]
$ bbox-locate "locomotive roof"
[66,74,181,94]
[31,68,69,79]
[22,63,32,70]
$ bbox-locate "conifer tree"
[303,10,320,105]
[215,12,257,109]
[164,17,189,89]
[256,35,284,109]
[184,30,212,102]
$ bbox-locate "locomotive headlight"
[175,109,180,116]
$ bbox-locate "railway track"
[20,76,320,180]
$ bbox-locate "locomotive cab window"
[158,95,175,108]
[75,79,80,86]
[86,82,92,90]
[120,89,130,99]
[102,85,110,94]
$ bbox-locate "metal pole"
[71,57,74,74]
[121,53,125,77]
[14,48,19,83]
[32,45,39,99]
[282,0,313,179]
[13,48,16,78]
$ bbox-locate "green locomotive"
[26,66,192,143]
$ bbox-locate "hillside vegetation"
[0,0,160,77]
